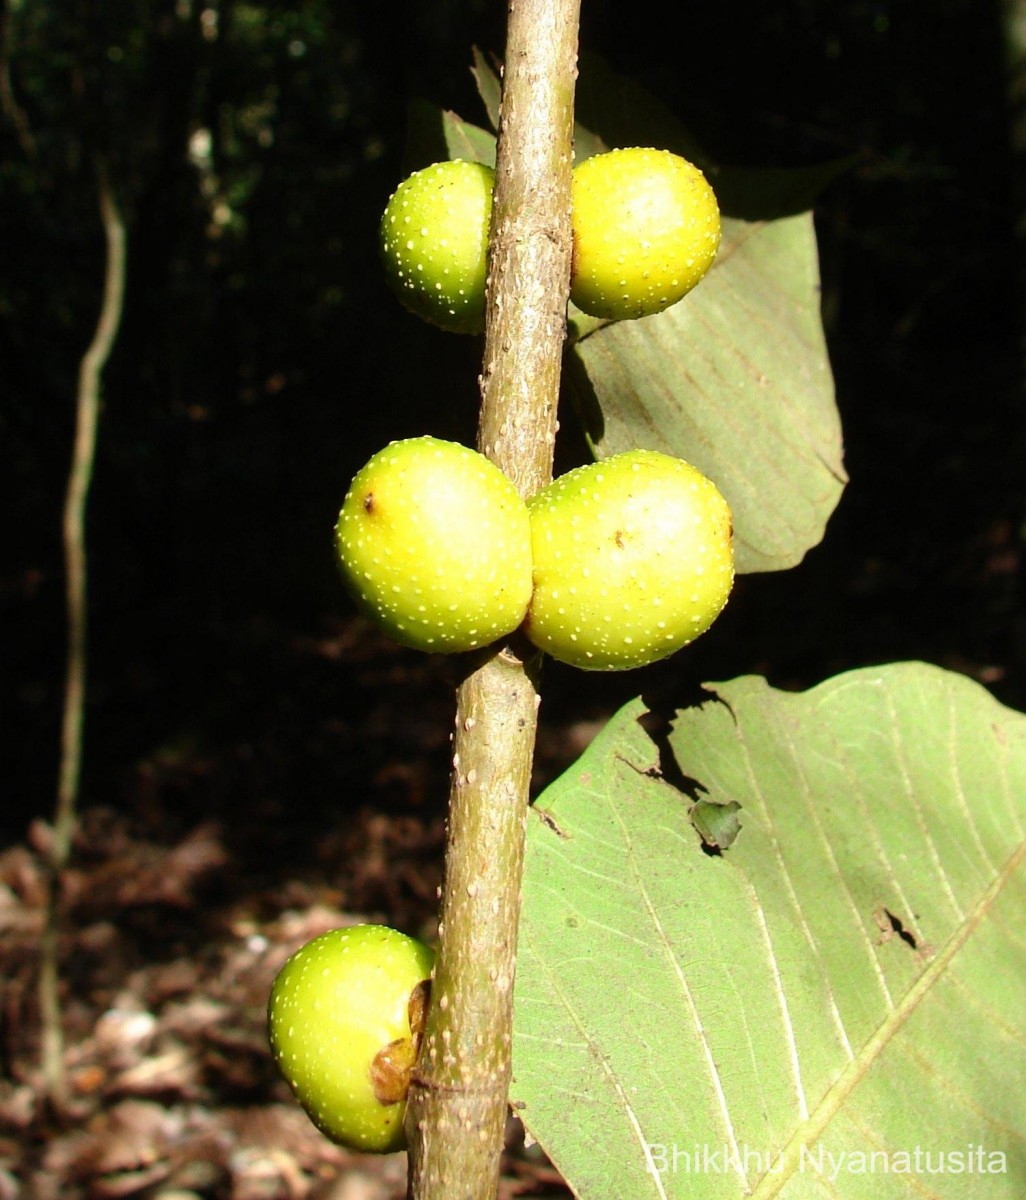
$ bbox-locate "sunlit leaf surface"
[514,663,1026,1198]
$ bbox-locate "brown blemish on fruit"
[370,1036,417,1106]
[408,978,432,1052]
[367,977,433,1107]
[363,492,375,514]
[614,529,625,549]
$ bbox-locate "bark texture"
[404,1,580,1196]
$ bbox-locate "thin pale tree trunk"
[40,162,127,1113]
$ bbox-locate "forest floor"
[0,621,612,1200]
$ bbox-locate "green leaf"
[513,663,1026,1199]
[401,98,495,171]
[470,45,501,130]
[708,159,859,224]
[440,111,496,167]
[567,213,845,574]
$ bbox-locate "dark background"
[3,0,1023,921]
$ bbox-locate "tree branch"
[403,1,580,1196]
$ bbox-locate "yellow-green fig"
[525,449,733,670]
[268,925,434,1153]
[570,148,720,321]
[335,436,533,653]
[379,159,494,333]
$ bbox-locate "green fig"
[335,436,533,653]
[268,925,434,1153]
[526,449,733,670]
[379,159,494,333]
[571,148,720,321]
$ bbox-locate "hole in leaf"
[874,906,919,950]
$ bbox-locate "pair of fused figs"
[335,436,733,673]
[380,146,722,331]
